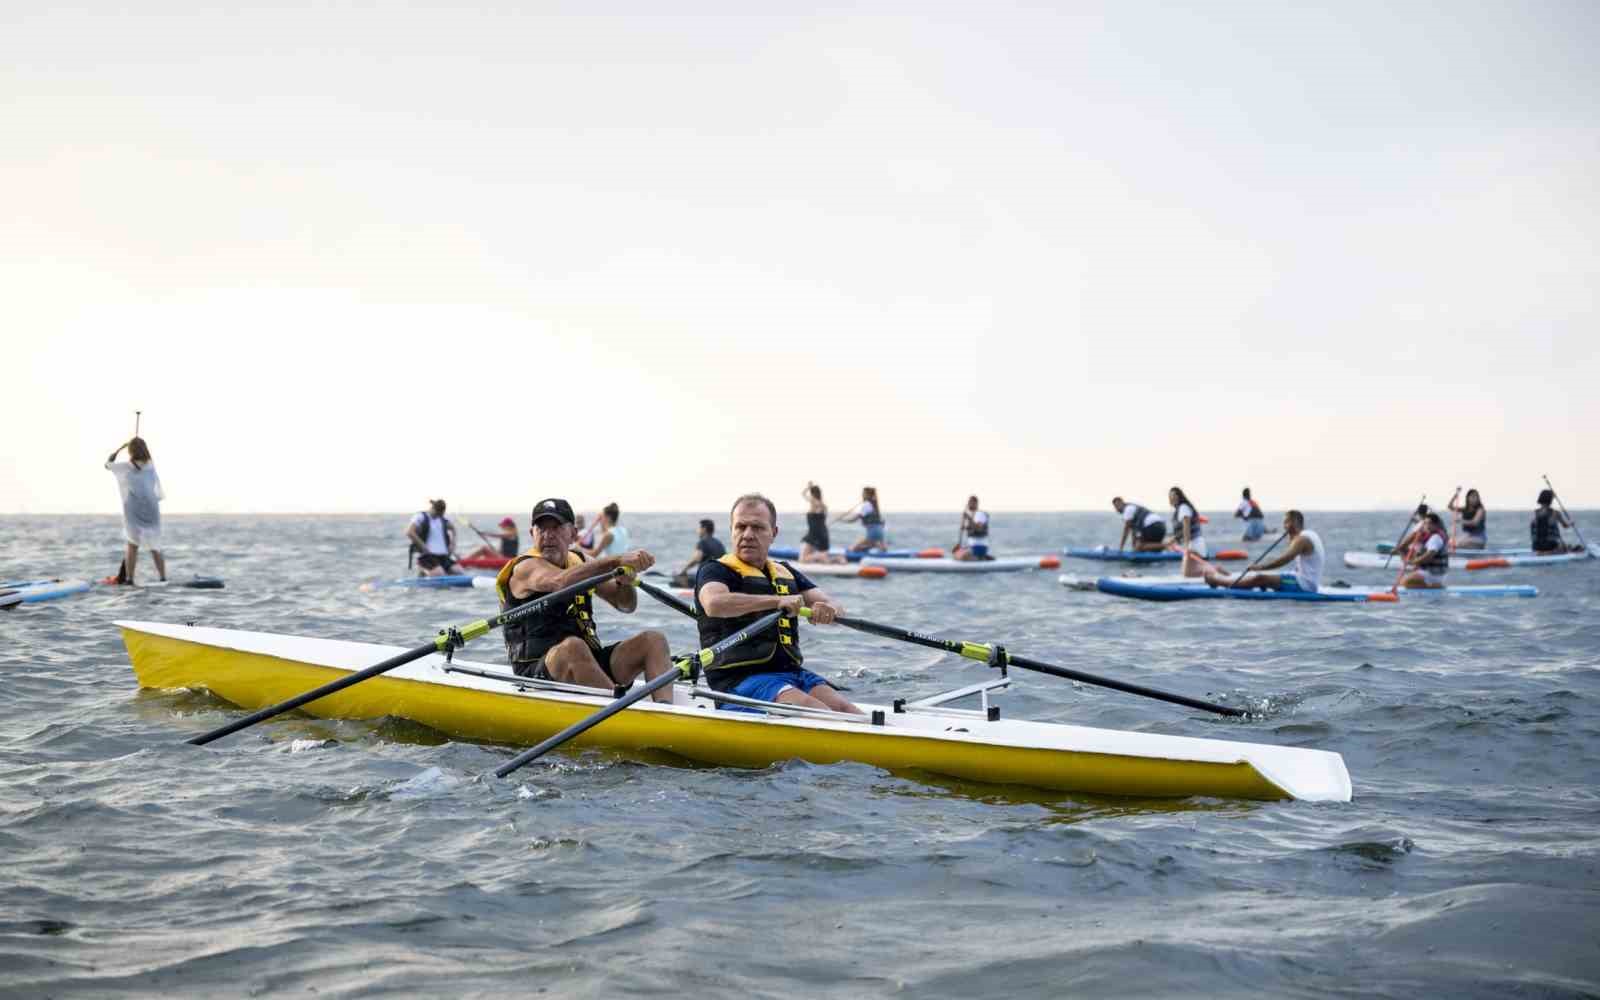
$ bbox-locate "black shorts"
[514,640,619,682]
[417,552,462,573]
[1138,522,1166,544]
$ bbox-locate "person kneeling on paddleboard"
[953,495,992,561]
[839,486,888,553]
[1398,511,1451,589]
[674,518,726,588]
[406,499,465,577]
[1203,511,1323,593]
[497,497,675,701]
[695,494,859,714]
[1112,497,1168,552]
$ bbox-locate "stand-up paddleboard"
[768,546,942,562]
[862,555,1060,574]
[777,561,888,578]
[1344,547,1596,571]
[0,579,93,609]
[1063,546,1248,563]
[98,576,225,590]
[1095,577,1538,603]
[360,575,498,592]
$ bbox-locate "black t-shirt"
[696,536,727,562]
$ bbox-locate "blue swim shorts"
[1277,573,1310,593]
[970,542,989,558]
[1242,519,1265,541]
[720,668,834,709]
[864,523,887,543]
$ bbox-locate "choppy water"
[2,511,1597,998]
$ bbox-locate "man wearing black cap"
[493,498,674,701]
[406,499,464,577]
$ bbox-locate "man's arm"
[512,550,647,599]
[404,517,427,548]
[799,584,840,624]
[698,580,800,618]
[1252,537,1308,572]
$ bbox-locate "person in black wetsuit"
[495,497,673,700]
[799,482,847,563]
[675,518,727,587]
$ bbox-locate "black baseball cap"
[531,498,576,526]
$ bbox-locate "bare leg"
[124,543,139,584]
[153,550,166,581]
[776,683,860,715]
[604,630,674,703]
[541,637,616,691]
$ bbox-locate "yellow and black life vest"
[695,554,803,678]
[495,550,602,668]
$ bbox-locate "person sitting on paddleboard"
[1203,510,1323,593]
[953,495,992,561]
[695,494,859,714]
[1169,486,1209,563]
[1530,489,1580,554]
[1392,502,1433,554]
[406,499,464,577]
[105,436,166,585]
[1112,497,1168,552]
[798,482,847,563]
[840,486,887,553]
[1398,511,1451,589]
[1449,490,1487,550]
[496,497,674,701]
[465,516,520,562]
[674,518,727,587]
[1234,487,1266,542]
[581,502,631,558]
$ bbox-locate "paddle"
[187,569,628,746]
[1382,495,1425,570]
[492,609,784,777]
[632,581,1244,717]
[1446,486,1462,553]
[1542,475,1589,552]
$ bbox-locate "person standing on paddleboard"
[1112,497,1168,552]
[406,499,465,577]
[1234,488,1266,542]
[105,437,166,585]
[497,498,674,701]
[1203,510,1323,593]
[840,486,887,554]
[953,495,992,561]
[798,483,847,563]
[696,494,859,714]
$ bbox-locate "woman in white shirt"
[105,437,166,584]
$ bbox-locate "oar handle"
[493,609,784,777]
[187,569,625,747]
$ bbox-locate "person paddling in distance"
[1203,510,1324,593]
[1448,489,1487,550]
[406,499,464,577]
[696,494,860,714]
[1234,488,1266,542]
[105,437,166,584]
[580,502,631,558]
[1111,497,1168,552]
[1397,511,1451,589]
[496,497,674,701]
[952,495,992,561]
[674,518,727,588]
[798,482,847,563]
[465,516,520,561]
[1530,489,1582,554]
[839,486,887,554]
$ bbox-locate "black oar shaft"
[1225,532,1286,589]
[187,569,624,747]
[493,609,784,777]
[635,577,694,618]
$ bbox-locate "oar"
[1446,486,1462,553]
[634,575,1245,716]
[187,569,627,746]
[818,611,1245,717]
[466,521,495,545]
[1382,494,1424,570]
[134,410,141,437]
[1543,475,1589,551]
[951,509,966,554]
[493,609,783,777]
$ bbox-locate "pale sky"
[4,1,1596,514]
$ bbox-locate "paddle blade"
[857,565,889,579]
[1365,592,1399,603]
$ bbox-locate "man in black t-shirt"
[674,519,727,588]
[693,494,859,713]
